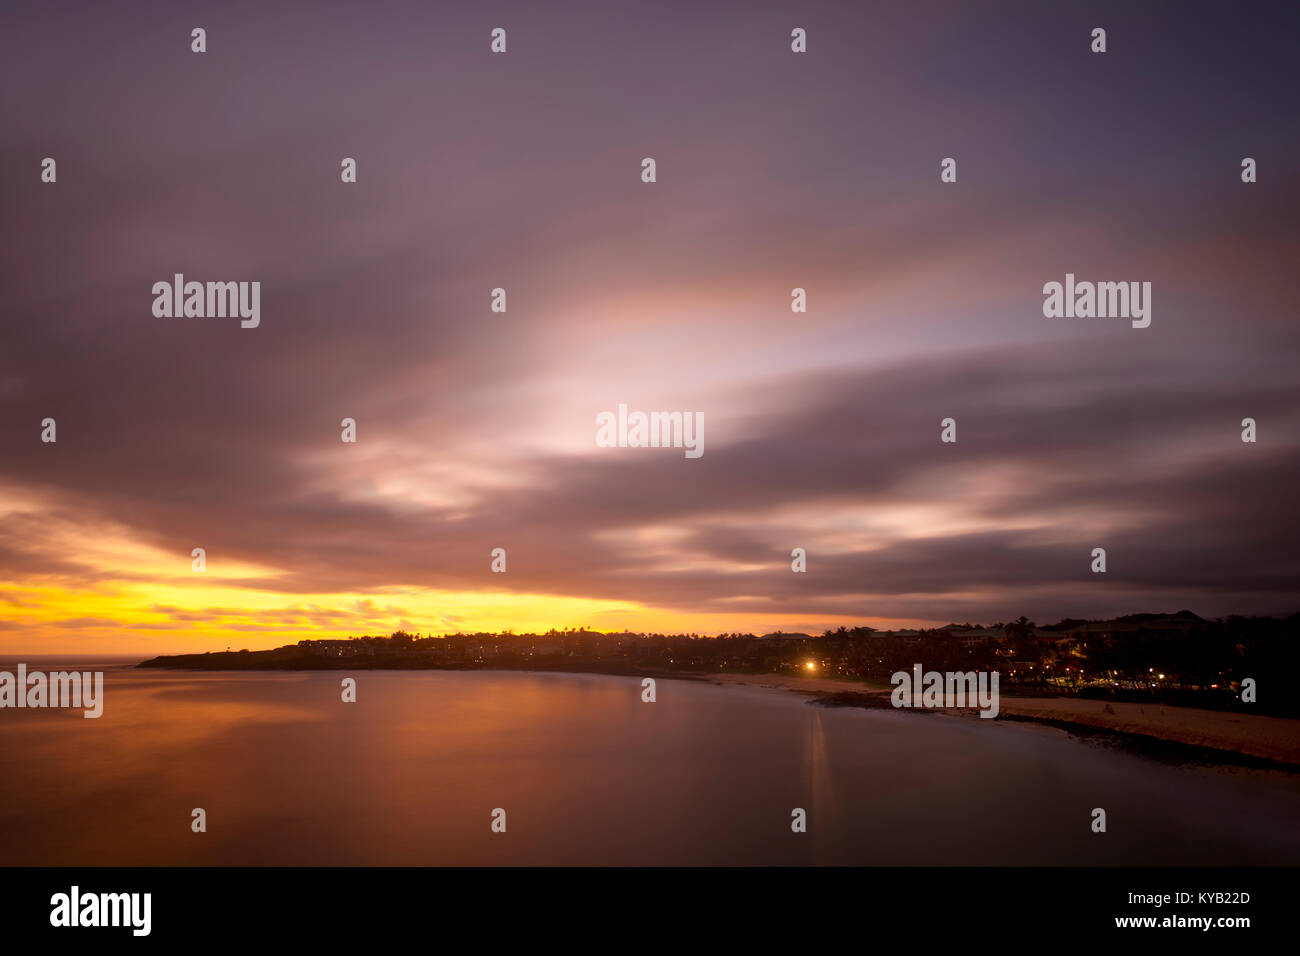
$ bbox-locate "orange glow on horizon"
[0,488,942,655]
[0,574,939,656]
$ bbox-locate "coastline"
[700,671,1300,770]
[135,654,1300,770]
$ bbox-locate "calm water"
[1,661,1297,865]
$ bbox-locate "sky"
[2,0,1298,653]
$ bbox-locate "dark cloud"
[1,0,1297,632]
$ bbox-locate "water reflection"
[1,667,1297,865]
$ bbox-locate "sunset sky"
[2,0,1298,653]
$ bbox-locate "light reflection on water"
[1,666,1297,865]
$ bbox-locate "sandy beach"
[996,696,1300,766]
[702,672,1300,767]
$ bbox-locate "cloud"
[2,0,1298,640]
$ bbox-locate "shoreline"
[135,657,1300,770]
[699,672,1300,771]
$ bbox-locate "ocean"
[1,662,1297,865]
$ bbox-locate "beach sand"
[701,672,1300,766]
